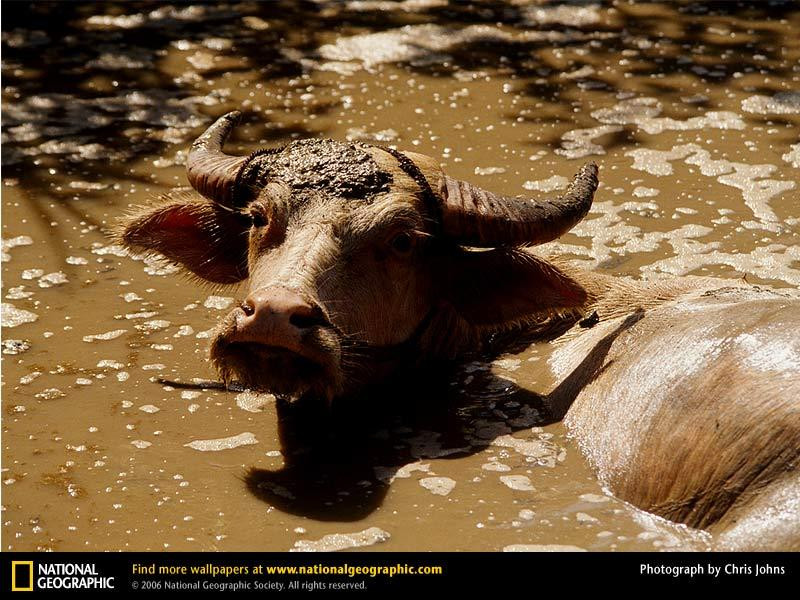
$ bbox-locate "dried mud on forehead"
[2,1,798,552]
[237,139,393,201]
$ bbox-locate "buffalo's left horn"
[438,162,598,247]
[186,111,248,206]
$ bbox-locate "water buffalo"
[119,111,799,550]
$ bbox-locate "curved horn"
[439,162,598,247]
[186,111,248,206]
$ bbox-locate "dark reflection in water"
[245,310,642,520]
[245,364,547,521]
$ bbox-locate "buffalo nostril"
[289,308,328,330]
[242,288,328,332]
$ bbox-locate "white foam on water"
[143,255,180,276]
[19,372,42,385]
[523,175,569,192]
[576,512,599,523]
[5,286,33,300]
[632,186,659,198]
[317,24,596,70]
[3,339,31,354]
[203,296,234,310]
[291,527,390,552]
[561,65,596,80]
[1,303,38,327]
[419,476,456,496]
[521,4,601,27]
[474,166,506,176]
[235,391,275,413]
[92,243,129,257]
[68,181,108,191]
[580,493,611,503]
[21,268,44,280]
[173,325,195,337]
[125,311,158,320]
[86,13,146,29]
[83,329,127,342]
[137,319,170,332]
[345,127,399,143]
[555,125,622,159]
[481,462,511,472]
[642,243,800,287]
[346,0,452,13]
[184,432,259,451]
[558,97,745,158]
[500,475,535,491]
[97,359,124,369]
[374,461,431,484]
[492,434,556,459]
[503,544,586,552]
[591,96,662,125]
[1,235,33,262]
[741,91,800,114]
[626,143,795,224]
[518,509,536,520]
[493,358,522,371]
[554,186,798,284]
[782,143,800,168]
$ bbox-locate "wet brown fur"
[551,281,800,548]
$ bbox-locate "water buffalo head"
[119,111,597,402]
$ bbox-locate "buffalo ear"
[117,191,249,284]
[441,249,588,328]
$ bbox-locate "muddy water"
[2,2,798,552]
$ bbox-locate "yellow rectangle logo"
[11,561,34,592]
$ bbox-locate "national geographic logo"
[10,561,115,591]
[11,562,33,592]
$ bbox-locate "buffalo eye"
[248,207,269,229]
[388,231,415,257]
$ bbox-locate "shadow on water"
[4,1,799,185]
[245,310,644,521]
[1,1,323,235]
[245,365,551,521]
[4,0,796,276]
[3,0,798,256]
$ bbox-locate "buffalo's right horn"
[439,162,598,247]
[186,111,248,207]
